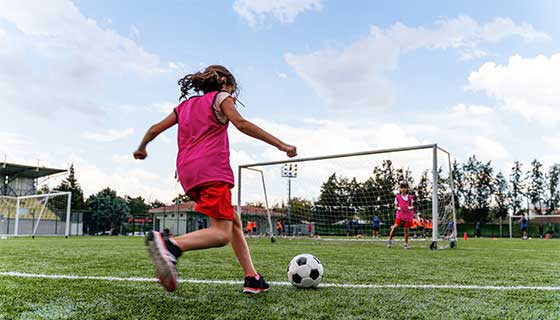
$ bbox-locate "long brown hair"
[177,65,238,101]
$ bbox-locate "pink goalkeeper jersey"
[175,91,234,194]
[395,194,414,221]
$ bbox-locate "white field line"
[1,271,560,291]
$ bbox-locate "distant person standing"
[521,215,528,240]
[276,220,283,236]
[245,220,252,237]
[417,214,425,238]
[387,182,414,249]
[345,219,351,237]
[475,221,481,238]
[538,224,544,239]
[446,221,455,239]
[353,217,360,237]
[252,220,257,236]
[372,215,381,239]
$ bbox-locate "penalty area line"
[1,271,559,291]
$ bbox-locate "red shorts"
[394,218,412,228]
[187,182,234,221]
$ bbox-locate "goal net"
[0,192,77,237]
[237,144,457,250]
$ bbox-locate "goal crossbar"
[239,144,449,169]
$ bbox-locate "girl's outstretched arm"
[133,112,177,160]
[220,98,297,158]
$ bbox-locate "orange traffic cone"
[463,232,468,240]
[545,233,550,240]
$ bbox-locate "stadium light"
[281,164,298,235]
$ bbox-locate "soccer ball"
[287,253,323,288]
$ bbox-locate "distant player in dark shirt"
[372,215,380,239]
[475,221,481,238]
[520,215,528,240]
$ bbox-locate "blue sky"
[1,0,560,203]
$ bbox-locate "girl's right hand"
[280,144,297,158]
[133,149,147,160]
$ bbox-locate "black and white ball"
[287,253,323,288]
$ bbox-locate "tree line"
[47,156,560,233]
[276,157,560,224]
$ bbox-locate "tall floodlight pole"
[282,164,298,236]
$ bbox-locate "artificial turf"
[1,236,559,319]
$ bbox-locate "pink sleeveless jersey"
[395,194,414,221]
[175,91,234,194]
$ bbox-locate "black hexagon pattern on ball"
[309,269,320,280]
[291,273,302,284]
[296,257,307,266]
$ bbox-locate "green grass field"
[1,236,559,320]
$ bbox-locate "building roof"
[1,162,66,179]
[149,201,286,217]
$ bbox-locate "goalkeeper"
[387,182,414,249]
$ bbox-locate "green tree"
[290,197,314,222]
[548,164,560,213]
[509,161,525,216]
[451,160,465,218]
[85,188,130,235]
[172,193,191,204]
[462,156,494,222]
[318,173,339,207]
[149,199,166,209]
[527,159,545,213]
[493,172,510,219]
[56,164,85,210]
[414,170,432,215]
[126,196,150,215]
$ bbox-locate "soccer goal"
[237,144,457,250]
[0,191,74,237]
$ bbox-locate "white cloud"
[69,155,178,201]
[451,104,494,116]
[0,0,165,75]
[278,72,288,79]
[0,132,33,162]
[467,53,560,125]
[82,128,135,142]
[542,134,560,151]
[233,0,321,27]
[159,133,172,144]
[286,16,547,111]
[111,154,137,165]
[152,101,177,114]
[0,0,170,116]
[470,136,509,161]
[129,25,141,41]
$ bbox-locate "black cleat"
[242,273,270,294]
[146,231,179,292]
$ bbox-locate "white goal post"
[237,144,457,250]
[0,191,72,237]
